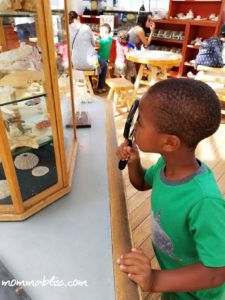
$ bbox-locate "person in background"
[69,11,108,93]
[97,23,112,62]
[13,17,37,46]
[116,78,225,300]
[114,30,136,80]
[128,12,155,49]
[220,23,225,65]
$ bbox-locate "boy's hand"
[117,248,154,292]
[116,140,139,163]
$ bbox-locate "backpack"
[195,36,223,68]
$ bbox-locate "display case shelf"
[0,93,46,107]
[0,11,36,17]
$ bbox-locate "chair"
[106,38,116,79]
[73,69,96,96]
[106,77,135,110]
[72,69,91,104]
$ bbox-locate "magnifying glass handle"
[118,139,132,170]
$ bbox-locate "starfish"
[10,134,39,151]
[9,131,51,151]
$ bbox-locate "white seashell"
[14,153,39,170]
[0,180,10,200]
[32,166,49,177]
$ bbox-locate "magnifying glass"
[118,99,139,170]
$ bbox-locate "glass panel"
[0,159,12,205]
[0,13,58,201]
[50,0,76,165]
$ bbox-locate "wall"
[67,0,169,14]
[116,0,169,12]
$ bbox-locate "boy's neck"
[162,149,200,180]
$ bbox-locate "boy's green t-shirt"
[98,36,112,61]
[144,157,225,300]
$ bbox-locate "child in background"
[116,78,225,300]
[97,23,112,62]
[114,30,136,79]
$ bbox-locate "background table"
[126,50,182,90]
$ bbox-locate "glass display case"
[0,0,77,220]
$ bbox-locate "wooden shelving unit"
[80,15,100,31]
[153,0,225,76]
[152,36,184,44]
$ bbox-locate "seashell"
[0,180,10,200]
[35,119,51,130]
[32,166,49,177]
[25,98,41,106]
[14,153,39,170]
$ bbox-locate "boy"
[97,23,112,62]
[116,78,225,299]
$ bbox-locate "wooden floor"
[114,101,225,300]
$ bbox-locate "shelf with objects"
[79,13,116,34]
[81,9,150,35]
[102,9,138,33]
[151,0,225,77]
[79,14,101,32]
[0,0,77,221]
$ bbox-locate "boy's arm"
[151,263,225,292]
[116,141,151,191]
[118,249,225,292]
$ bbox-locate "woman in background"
[128,13,155,49]
[69,11,107,93]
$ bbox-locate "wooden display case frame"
[0,0,77,221]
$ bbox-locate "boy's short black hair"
[145,78,221,148]
[101,23,111,34]
[117,30,129,44]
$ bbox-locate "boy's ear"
[162,135,181,152]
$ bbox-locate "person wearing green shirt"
[116,78,225,299]
[97,23,112,62]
